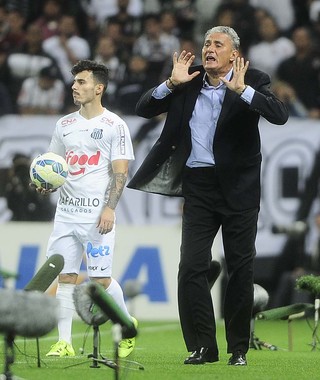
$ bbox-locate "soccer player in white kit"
[43,60,136,358]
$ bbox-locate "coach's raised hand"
[166,51,201,89]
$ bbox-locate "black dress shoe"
[184,347,218,365]
[227,350,247,366]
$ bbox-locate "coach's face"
[202,32,238,78]
[72,70,102,106]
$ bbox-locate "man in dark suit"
[128,26,288,366]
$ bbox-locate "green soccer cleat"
[118,317,138,358]
[46,340,75,357]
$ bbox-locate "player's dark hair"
[71,60,109,94]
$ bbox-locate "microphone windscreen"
[0,289,58,337]
[24,254,64,292]
[0,268,18,279]
[87,282,137,338]
[252,283,269,315]
[296,274,320,295]
[73,283,109,326]
[123,279,143,299]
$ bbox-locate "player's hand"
[29,182,56,195]
[97,206,115,235]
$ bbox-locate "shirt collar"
[203,68,233,89]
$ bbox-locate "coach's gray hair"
[205,26,240,50]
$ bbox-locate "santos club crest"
[91,128,103,139]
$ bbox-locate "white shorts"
[47,221,115,277]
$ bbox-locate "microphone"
[296,274,320,296]
[0,268,18,280]
[73,282,109,326]
[252,283,269,315]
[87,282,137,339]
[123,279,143,299]
[24,254,64,292]
[0,289,58,338]
[271,221,308,237]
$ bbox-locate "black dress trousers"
[178,166,258,354]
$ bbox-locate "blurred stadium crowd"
[0,0,319,118]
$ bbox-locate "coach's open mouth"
[206,55,216,62]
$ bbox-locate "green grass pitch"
[0,317,319,380]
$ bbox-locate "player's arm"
[97,159,129,235]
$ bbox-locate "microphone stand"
[64,323,118,372]
[1,333,25,380]
[311,297,319,351]
[87,324,101,368]
[86,324,119,371]
[112,324,122,380]
[99,323,144,379]
[3,333,14,380]
[64,322,145,377]
[250,317,279,351]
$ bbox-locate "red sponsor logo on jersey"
[66,150,101,175]
[62,117,77,126]
[101,116,114,125]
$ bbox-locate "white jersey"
[48,108,134,223]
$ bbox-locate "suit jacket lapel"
[182,76,203,126]
[217,88,238,126]
[216,88,238,133]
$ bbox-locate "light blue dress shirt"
[153,70,255,167]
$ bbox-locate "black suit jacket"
[127,66,289,211]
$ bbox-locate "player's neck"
[79,103,105,120]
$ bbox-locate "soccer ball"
[29,152,68,190]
